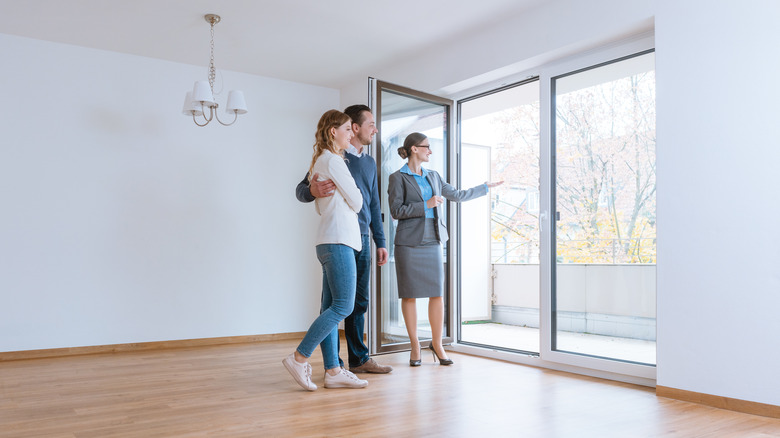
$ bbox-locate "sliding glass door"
[458,79,541,354]
[551,50,656,365]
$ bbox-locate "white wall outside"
[461,144,492,321]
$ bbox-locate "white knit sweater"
[312,150,363,251]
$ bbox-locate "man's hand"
[376,248,388,266]
[310,173,336,198]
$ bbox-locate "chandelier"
[181,14,247,127]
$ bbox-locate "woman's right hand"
[426,196,444,209]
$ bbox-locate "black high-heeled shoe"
[429,344,454,366]
[410,348,422,367]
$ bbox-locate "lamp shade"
[191,80,216,107]
[181,92,204,116]
[226,90,248,114]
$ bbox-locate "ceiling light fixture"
[182,14,247,127]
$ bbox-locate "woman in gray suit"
[388,132,502,366]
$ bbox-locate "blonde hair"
[308,110,351,181]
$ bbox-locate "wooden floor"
[1,340,779,438]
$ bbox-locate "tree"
[554,71,656,263]
[484,70,656,264]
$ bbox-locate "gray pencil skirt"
[394,218,444,299]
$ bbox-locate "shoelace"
[342,369,361,381]
[304,363,313,382]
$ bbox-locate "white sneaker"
[282,353,317,391]
[324,368,368,389]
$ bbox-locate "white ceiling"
[1,0,549,90]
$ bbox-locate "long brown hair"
[308,110,351,181]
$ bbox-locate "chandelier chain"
[208,20,217,95]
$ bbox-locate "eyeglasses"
[415,145,430,148]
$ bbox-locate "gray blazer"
[388,169,488,246]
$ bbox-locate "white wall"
[655,0,780,406]
[0,34,337,351]
[341,0,780,407]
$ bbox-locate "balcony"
[461,263,656,365]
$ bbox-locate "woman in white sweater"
[282,110,368,391]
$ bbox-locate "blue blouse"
[400,163,435,218]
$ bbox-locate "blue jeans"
[297,244,356,370]
[340,234,371,367]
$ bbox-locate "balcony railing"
[487,264,656,341]
[491,238,656,265]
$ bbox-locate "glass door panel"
[552,51,656,364]
[372,80,453,353]
[459,80,541,354]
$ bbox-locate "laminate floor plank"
[0,340,778,437]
